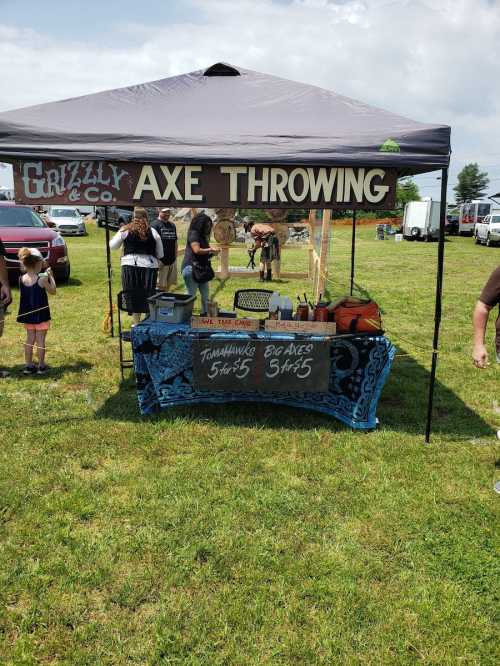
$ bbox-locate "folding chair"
[233,289,273,313]
[117,289,152,379]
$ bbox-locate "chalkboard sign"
[193,339,330,393]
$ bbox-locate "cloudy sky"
[1,0,499,201]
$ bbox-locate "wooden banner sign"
[193,338,331,392]
[12,160,397,210]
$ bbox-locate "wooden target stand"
[189,207,331,296]
[308,209,332,300]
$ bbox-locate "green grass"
[0,223,498,664]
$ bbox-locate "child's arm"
[39,268,56,295]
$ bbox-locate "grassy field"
[0,222,498,664]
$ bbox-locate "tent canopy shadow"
[95,348,492,439]
[378,345,493,438]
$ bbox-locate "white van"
[474,211,500,247]
[403,199,441,241]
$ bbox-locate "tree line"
[357,163,490,217]
[397,163,490,208]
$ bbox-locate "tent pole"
[350,209,356,296]
[424,167,448,443]
[104,207,114,338]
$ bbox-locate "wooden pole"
[425,168,448,444]
[219,246,229,279]
[316,209,331,300]
[308,209,315,280]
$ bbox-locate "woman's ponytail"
[18,247,41,269]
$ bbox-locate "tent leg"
[104,208,114,338]
[350,210,356,296]
[424,168,448,443]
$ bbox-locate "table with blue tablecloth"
[131,321,395,429]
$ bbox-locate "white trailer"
[458,200,491,236]
[402,199,441,241]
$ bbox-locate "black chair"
[117,289,151,379]
[233,289,273,313]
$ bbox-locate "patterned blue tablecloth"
[131,321,395,429]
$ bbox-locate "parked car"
[46,206,87,236]
[474,212,500,247]
[0,203,70,282]
[95,205,162,229]
[95,205,133,229]
[74,205,95,217]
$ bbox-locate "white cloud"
[1,0,500,198]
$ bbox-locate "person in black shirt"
[0,238,12,377]
[181,212,219,315]
[151,208,178,291]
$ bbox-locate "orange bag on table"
[333,298,382,334]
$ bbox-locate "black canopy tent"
[0,63,451,441]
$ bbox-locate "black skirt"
[121,265,158,313]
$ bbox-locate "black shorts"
[260,234,280,263]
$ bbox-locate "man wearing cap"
[473,265,500,368]
[0,236,12,377]
[151,208,178,292]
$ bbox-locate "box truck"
[458,200,491,236]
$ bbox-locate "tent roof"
[0,63,450,175]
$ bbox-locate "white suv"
[474,213,500,247]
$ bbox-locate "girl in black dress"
[17,247,56,375]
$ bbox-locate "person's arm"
[0,255,11,305]
[190,242,219,255]
[109,230,126,250]
[152,228,164,260]
[250,228,264,250]
[472,300,491,368]
[39,267,56,296]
